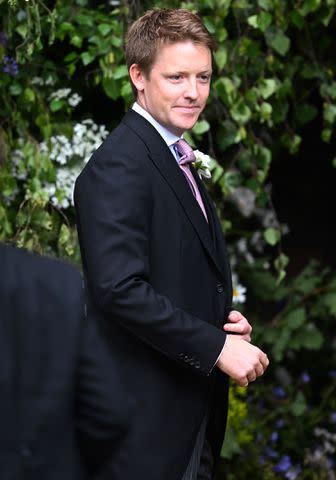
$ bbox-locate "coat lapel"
[122,110,227,280]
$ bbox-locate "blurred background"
[1,1,335,478]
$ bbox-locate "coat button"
[216,283,224,293]
[21,447,32,458]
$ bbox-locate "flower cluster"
[49,88,82,107]
[40,119,109,208]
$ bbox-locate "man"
[0,243,130,479]
[74,8,269,480]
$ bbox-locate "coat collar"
[122,110,227,280]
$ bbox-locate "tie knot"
[175,139,195,165]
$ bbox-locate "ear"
[129,63,146,93]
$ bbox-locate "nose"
[184,78,198,100]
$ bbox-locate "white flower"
[49,88,71,102]
[40,118,109,209]
[193,149,212,179]
[233,284,247,304]
[68,93,82,107]
[229,186,256,217]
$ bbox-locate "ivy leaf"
[102,78,119,100]
[214,46,228,70]
[230,100,252,124]
[113,65,128,80]
[323,293,336,316]
[324,104,336,124]
[192,120,210,135]
[50,99,64,112]
[258,0,273,10]
[259,78,277,99]
[266,29,290,56]
[71,35,82,48]
[296,103,318,125]
[290,392,307,417]
[81,51,95,66]
[285,308,306,330]
[264,228,280,246]
[98,23,113,36]
[247,12,272,32]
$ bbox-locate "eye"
[199,74,211,83]
[169,74,183,81]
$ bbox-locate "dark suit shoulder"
[0,243,83,309]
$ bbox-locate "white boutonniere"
[193,150,212,179]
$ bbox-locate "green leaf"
[247,12,272,32]
[113,65,128,80]
[324,104,336,124]
[230,100,252,124]
[102,77,119,100]
[322,128,332,142]
[203,17,216,34]
[16,24,27,39]
[264,228,280,246]
[286,307,306,330]
[298,325,324,349]
[9,84,22,96]
[289,9,305,29]
[23,88,35,103]
[259,78,277,99]
[214,46,228,70]
[274,253,289,270]
[81,51,95,66]
[64,52,78,63]
[258,0,272,10]
[71,35,82,48]
[50,99,64,112]
[323,293,336,316]
[296,103,318,125]
[98,23,113,36]
[267,30,290,56]
[290,392,307,416]
[192,120,210,135]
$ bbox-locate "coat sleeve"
[75,286,132,475]
[74,144,226,376]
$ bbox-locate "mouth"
[173,106,201,114]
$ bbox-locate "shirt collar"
[132,102,181,148]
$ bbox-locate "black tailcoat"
[74,110,233,480]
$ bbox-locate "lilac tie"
[175,139,208,222]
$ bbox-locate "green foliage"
[1,1,336,478]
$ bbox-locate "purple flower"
[273,455,292,473]
[258,455,266,465]
[0,32,7,46]
[275,418,285,428]
[2,55,18,76]
[273,386,286,398]
[270,431,279,442]
[285,465,302,480]
[264,446,279,459]
[330,412,336,425]
[328,370,336,379]
[300,372,310,383]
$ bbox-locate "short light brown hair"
[125,8,217,96]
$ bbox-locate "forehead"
[152,40,212,71]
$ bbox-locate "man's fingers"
[260,352,269,370]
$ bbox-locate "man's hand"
[216,335,269,387]
[223,310,252,342]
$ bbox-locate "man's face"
[130,41,212,136]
